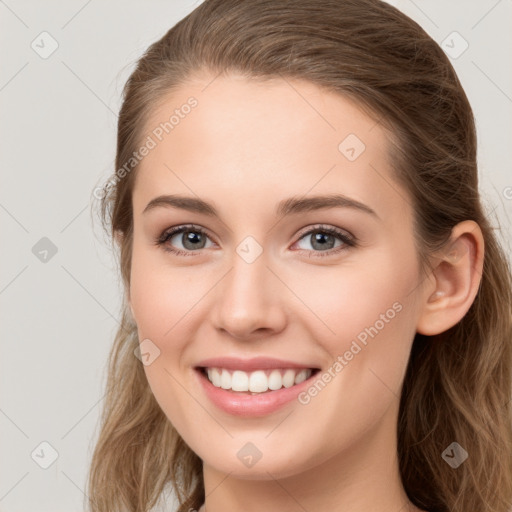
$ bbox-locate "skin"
[127,73,484,512]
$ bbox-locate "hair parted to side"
[88,1,512,511]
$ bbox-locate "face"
[129,73,427,480]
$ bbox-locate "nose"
[212,249,287,340]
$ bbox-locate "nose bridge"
[213,240,284,338]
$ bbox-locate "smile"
[194,364,321,417]
[200,367,315,394]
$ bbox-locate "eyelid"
[157,223,215,244]
[155,223,217,255]
[295,223,354,242]
[292,224,356,257]
[156,223,356,257]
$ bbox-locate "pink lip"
[194,367,320,417]
[195,356,318,372]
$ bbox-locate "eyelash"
[155,223,357,258]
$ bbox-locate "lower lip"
[195,368,319,417]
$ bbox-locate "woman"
[88,0,512,511]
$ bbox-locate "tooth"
[205,367,313,392]
[267,369,283,390]
[231,370,249,391]
[249,370,268,392]
[220,369,231,389]
[282,369,295,388]
[211,368,221,387]
[294,369,310,384]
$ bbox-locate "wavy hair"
[88,1,512,511]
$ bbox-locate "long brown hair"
[88,1,512,511]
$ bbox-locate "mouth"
[195,366,321,395]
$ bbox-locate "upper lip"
[195,356,320,372]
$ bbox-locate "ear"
[416,220,485,336]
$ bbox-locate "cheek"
[287,258,417,453]
[298,251,414,332]
[129,243,203,341]
[298,245,419,381]
[129,247,202,427]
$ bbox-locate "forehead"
[132,73,408,222]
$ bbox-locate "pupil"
[184,231,204,249]
[180,231,335,251]
[313,232,334,250]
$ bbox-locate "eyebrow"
[142,193,379,219]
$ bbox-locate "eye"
[292,224,356,257]
[155,223,356,258]
[155,224,215,256]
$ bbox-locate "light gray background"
[1,1,511,511]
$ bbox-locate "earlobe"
[416,220,484,336]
